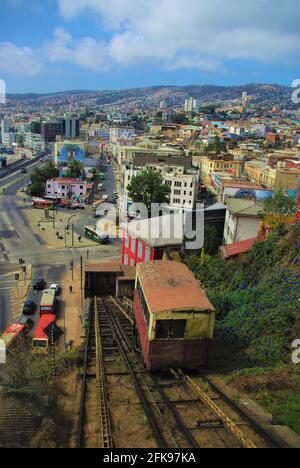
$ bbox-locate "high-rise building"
[1,119,10,136]
[41,121,62,143]
[184,97,200,113]
[242,92,249,113]
[61,118,80,139]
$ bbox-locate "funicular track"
[77,296,283,449]
[104,297,284,449]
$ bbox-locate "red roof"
[50,178,85,184]
[137,261,215,314]
[2,323,25,337]
[34,315,55,340]
[220,237,259,259]
[2,324,26,347]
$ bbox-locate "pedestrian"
[69,285,73,294]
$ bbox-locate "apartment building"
[245,161,300,190]
[121,162,199,211]
[24,133,45,152]
[223,198,262,245]
[164,172,198,210]
[112,141,182,166]
[200,155,243,179]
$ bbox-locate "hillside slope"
[187,223,300,369]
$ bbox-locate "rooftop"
[137,261,215,314]
[125,214,184,248]
[226,198,262,217]
[220,236,259,259]
[49,178,86,184]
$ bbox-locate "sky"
[0,0,299,93]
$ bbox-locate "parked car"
[22,301,37,316]
[21,168,27,174]
[32,278,46,291]
[49,284,61,296]
[19,316,34,329]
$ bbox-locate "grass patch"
[228,367,300,435]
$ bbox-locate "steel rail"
[101,298,167,449]
[201,375,285,449]
[76,301,92,449]
[177,370,257,449]
[105,297,201,449]
[94,297,113,448]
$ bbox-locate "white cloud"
[0,42,43,76]
[57,0,300,68]
[46,27,109,71]
[2,1,299,76]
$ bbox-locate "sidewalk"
[9,265,32,322]
[20,200,99,250]
[56,264,84,350]
[56,257,122,350]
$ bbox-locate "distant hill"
[6,83,292,109]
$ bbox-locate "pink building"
[46,178,87,199]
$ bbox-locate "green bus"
[84,226,109,245]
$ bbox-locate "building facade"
[223,198,261,245]
[46,178,87,199]
[61,118,80,139]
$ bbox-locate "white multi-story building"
[1,133,17,146]
[25,133,45,152]
[121,163,199,212]
[1,119,10,136]
[184,98,200,113]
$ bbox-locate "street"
[0,161,120,332]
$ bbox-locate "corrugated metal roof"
[226,198,262,216]
[137,261,215,314]
[126,214,184,248]
[220,236,258,259]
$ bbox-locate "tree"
[259,190,297,230]
[203,225,220,256]
[127,168,171,215]
[29,162,59,197]
[65,161,84,179]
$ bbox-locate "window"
[156,320,186,339]
[138,241,143,258]
[124,255,129,265]
[131,238,136,254]
[80,185,84,190]
[145,247,151,261]
[137,279,150,325]
[125,234,129,248]
[174,189,181,195]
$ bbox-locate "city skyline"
[0,0,299,93]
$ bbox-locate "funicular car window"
[156,320,186,339]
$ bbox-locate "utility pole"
[72,224,74,247]
[80,256,83,308]
[70,260,74,281]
